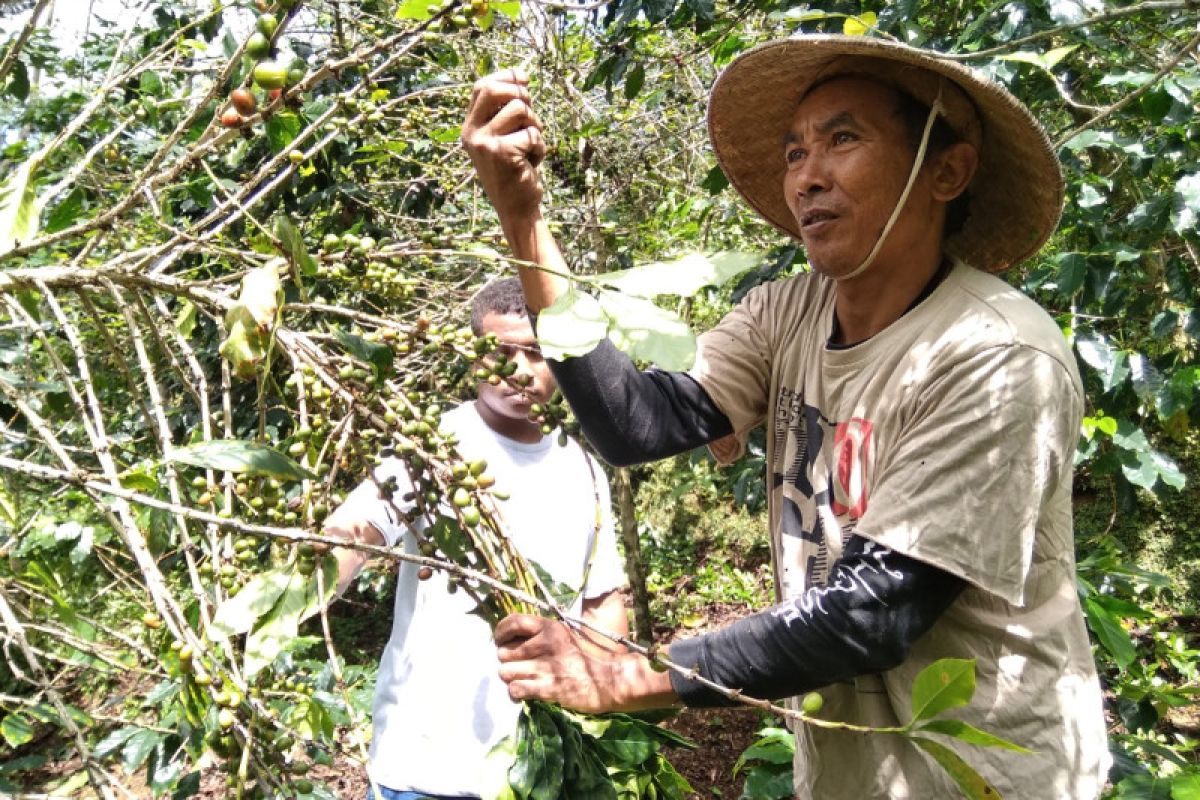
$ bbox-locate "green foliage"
[167,439,317,481]
[2,0,1199,796]
[732,722,794,800]
[504,702,694,800]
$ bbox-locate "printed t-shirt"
[691,262,1109,799]
[326,401,626,796]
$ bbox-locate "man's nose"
[510,349,534,378]
[793,153,830,198]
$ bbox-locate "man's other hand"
[461,69,546,226]
[495,614,620,713]
[319,521,385,596]
[495,613,680,714]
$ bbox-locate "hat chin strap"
[834,88,945,283]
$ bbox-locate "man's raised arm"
[462,69,735,464]
[461,68,568,313]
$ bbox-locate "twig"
[939,0,1197,61]
[1054,25,1200,148]
[0,0,52,88]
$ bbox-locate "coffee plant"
[0,0,1198,798]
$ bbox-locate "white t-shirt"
[327,402,626,796]
[693,263,1109,800]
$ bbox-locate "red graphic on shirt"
[830,417,873,520]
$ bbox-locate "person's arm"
[548,339,733,466]
[665,535,966,706]
[495,535,965,713]
[321,519,387,596]
[461,69,568,313]
[577,589,630,655]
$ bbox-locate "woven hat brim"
[707,35,1064,273]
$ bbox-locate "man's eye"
[785,147,806,164]
[833,131,856,145]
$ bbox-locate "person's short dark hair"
[470,277,528,335]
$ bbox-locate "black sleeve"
[666,535,967,706]
[548,339,734,467]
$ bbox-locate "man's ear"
[929,141,978,202]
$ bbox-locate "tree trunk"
[615,467,653,643]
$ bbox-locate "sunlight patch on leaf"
[244,569,308,677]
[536,289,610,361]
[166,439,316,481]
[594,252,759,298]
[910,658,976,723]
[210,567,294,640]
[599,291,695,371]
[842,11,877,35]
[0,155,42,252]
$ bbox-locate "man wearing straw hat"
[462,34,1109,798]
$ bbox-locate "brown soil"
[663,706,766,798]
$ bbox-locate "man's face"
[782,77,939,279]
[474,311,555,422]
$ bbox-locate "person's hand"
[461,68,546,227]
[318,521,384,595]
[495,613,622,714]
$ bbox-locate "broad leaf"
[265,111,302,153]
[732,727,794,773]
[0,155,42,252]
[0,713,32,747]
[493,0,520,17]
[1085,596,1137,668]
[910,658,975,723]
[244,569,309,677]
[334,330,394,377]
[536,289,610,361]
[595,251,758,298]
[1172,173,1200,235]
[167,439,316,481]
[44,187,84,233]
[842,11,877,35]
[396,0,434,19]
[701,165,728,195]
[1000,44,1078,70]
[175,299,197,338]
[275,215,318,278]
[210,567,294,640]
[741,769,793,800]
[593,719,655,765]
[1076,335,1129,393]
[600,291,696,371]
[297,555,339,624]
[624,62,645,100]
[1172,773,1200,800]
[219,262,283,380]
[910,736,1001,800]
[1055,253,1087,296]
[122,729,162,772]
[916,719,1031,752]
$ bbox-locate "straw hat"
[707,35,1063,273]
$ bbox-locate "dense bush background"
[0,0,1197,797]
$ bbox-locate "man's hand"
[319,520,385,596]
[495,613,679,714]
[462,68,546,228]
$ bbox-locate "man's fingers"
[467,75,532,126]
[485,97,541,139]
[493,127,545,168]
[494,613,545,648]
